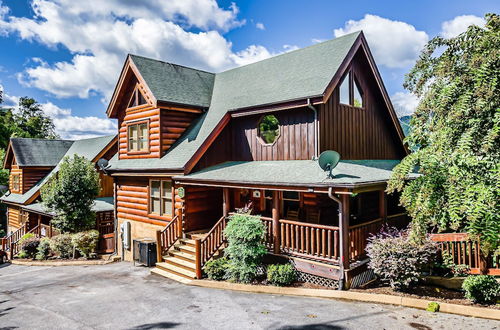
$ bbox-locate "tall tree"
[388,14,499,254]
[41,155,100,233]
[13,97,58,139]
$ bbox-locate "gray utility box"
[133,238,157,267]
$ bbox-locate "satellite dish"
[97,158,111,173]
[318,150,341,178]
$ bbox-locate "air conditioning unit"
[133,238,157,267]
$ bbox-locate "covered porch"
[172,160,410,287]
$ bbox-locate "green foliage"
[224,214,267,283]
[267,264,297,286]
[50,234,74,259]
[36,238,52,260]
[462,275,500,304]
[203,257,229,281]
[72,230,99,258]
[20,236,40,259]
[12,97,58,139]
[41,155,100,233]
[387,14,500,254]
[366,228,437,291]
[426,302,440,312]
[19,233,35,243]
[259,115,280,144]
[433,251,470,277]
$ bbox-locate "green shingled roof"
[110,32,361,171]
[130,55,215,108]
[1,135,116,205]
[175,160,415,188]
[10,138,73,167]
[22,197,114,216]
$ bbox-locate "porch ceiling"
[174,160,417,189]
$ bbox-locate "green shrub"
[267,264,297,286]
[36,238,52,260]
[433,251,470,277]
[72,230,99,259]
[203,257,229,281]
[50,234,74,259]
[20,236,40,259]
[462,275,500,304]
[426,302,440,312]
[366,228,437,291]
[224,214,267,283]
[19,233,35,243]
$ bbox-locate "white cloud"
[0,0,275,102]
[391,92,420,117]
[440,15,485,38]
[334,14,428,68]
[311,38,327,44]
[256,22,265,30]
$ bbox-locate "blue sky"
[0,0,498,139]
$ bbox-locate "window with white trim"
[127,122,149,152]
[150,180,172,216]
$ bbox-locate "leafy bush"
[224,214,267,283]
[366,228,437,290]
[267,264,297,286]
[19,233,35,243]
[72,230,99,258]
[50,234,74,259]
[462,275,500,304]
[203,257,229,281]
[433,251,470,277]
[36,238,52,260]
[20,236,40,259]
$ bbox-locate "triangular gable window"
[127,86,148,109]
[339,70,364,108]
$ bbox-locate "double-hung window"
[128,122,149,153]
[150,180,173,217]
[11,174,20,192]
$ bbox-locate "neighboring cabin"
[0,135,117,254]
[105,31,409,288]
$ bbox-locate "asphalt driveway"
[0,262,497,330]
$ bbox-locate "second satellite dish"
[318,150,340,178]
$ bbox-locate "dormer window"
[339,71,364,108]
[127,86,147,109]
[127,121,149,153]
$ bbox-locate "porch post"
[378,190,387,222]
[340,194,350,285]
[223,187,230,217]
[272,190,280,254]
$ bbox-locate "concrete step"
[151,267,192,284]
[163,256,196,272]
[156,262,197,279]
[167,250,195,262]
[177,244,196,254]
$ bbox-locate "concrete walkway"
[0,262,497,329]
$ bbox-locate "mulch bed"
[352,280,500,310]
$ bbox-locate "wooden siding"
[319,51,406,160]
[9,165,23,194]
[184,186,222,232]
[7,206,22,229]
[118,107,160,159]
[160,110,198,155]
[9,165,51,194]
[98,172,114,197]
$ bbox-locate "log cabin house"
[105,31,411,289]
[0,135,117,257]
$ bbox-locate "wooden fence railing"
[1,223,27,259]
[195,215,228,278]
[260,216,274,249]
[155,215,181,263]
[348,218,384,262]
[431,233,500,275]
[279,219,340,262]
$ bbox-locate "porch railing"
[279,219,340,262]
[431,233,500,275]
[155,215,181,263]
[1,223,28,259]
[195,215,228,278]
[348,218,383,262]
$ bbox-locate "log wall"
[184,186,222,232]
[7,206,21,229]
[9,165,51,194]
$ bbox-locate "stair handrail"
[195,215,228,278]
[155,215,181,263]
[1,223,28,258]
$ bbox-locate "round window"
[258,115,280,144]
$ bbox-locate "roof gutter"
[307,98,319,160]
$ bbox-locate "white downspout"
[328,187,345,290]
[307,98,319,160]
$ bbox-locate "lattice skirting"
[349,268,376,289]
[296,271,339,289]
